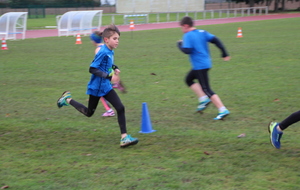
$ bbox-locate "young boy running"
[268,110,300,149]
[177,16,231,120]
[57,25,138,148]
[90,31,126,117]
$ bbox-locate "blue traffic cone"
[139,102,156,133]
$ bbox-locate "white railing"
[103,7,268,25]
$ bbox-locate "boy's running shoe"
[57,91,72,108]
[214,109,230,120]
[120,134,138,148]
[268,122,283,149]
[196,99,211,112]
[102,110,115,117]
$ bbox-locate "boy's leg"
[210,94,230,120]
[210,94,224,109]
[194,69,214,98]
[186,70,210,112]
[103,90,127,134]
[103,90,138,147]
[189,83,206,98]
[268,110,300,149]
[195,69,229,120]
[69,95,100,117]
[279,110,300,130]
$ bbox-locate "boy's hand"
[114,69,121,75]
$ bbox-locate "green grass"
[26,11,267,29]
[26,15,58,29]
[1,17,300,189]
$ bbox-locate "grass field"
[1,17,300,189]
[25,11,264,30]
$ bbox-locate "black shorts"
[185,69,215,97]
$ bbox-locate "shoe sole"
[196,111,204,114]
[57,91,70,108]
[120,140,138,148]
[102,115,115,117]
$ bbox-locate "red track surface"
[23,13,300,39]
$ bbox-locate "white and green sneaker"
[196,99,211,112]
[57,91,72,108]
[120,134,138,148]
[214,109,230,120]
[268,122,283,149]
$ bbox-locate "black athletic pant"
[69,89,127,134]
[185,69,215,98]
[279,110,300,130]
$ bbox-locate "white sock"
[218,106,227,113]
[108,109,113,112]
[199,95,208,102]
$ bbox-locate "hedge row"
[0,0,101,8]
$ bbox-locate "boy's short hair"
[180,16,194,27]
[102,25,121,39]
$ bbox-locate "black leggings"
[279,110,300,130]
[185,69,215,98]
[69,89,127,134]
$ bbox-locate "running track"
[24,13,300,39]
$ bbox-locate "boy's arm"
[209,37,229,58]
[89,67,113,80]
[177,41,192,54]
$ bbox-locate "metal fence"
[101,7,268,26]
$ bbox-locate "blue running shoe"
[120,134,138,148]
[268,122,283,149]
[214,109,230,120]
[57,91,72,108]
[196,99,211,112]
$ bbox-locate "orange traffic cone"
[1,38,8,50]
[237,27,243,38]
[129,20,135,30]
[75,34,82,44]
